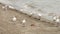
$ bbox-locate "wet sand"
[0,3,60,34]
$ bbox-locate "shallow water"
[0,0,60,22]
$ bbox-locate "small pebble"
[38,13,42,16]
[20,9,24,11]
[56,19,60,22]
[22,19,26,23]
[31,24,35,26]
[8,6,15,9]
[12,16,17,22]
[2,6,5,9]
